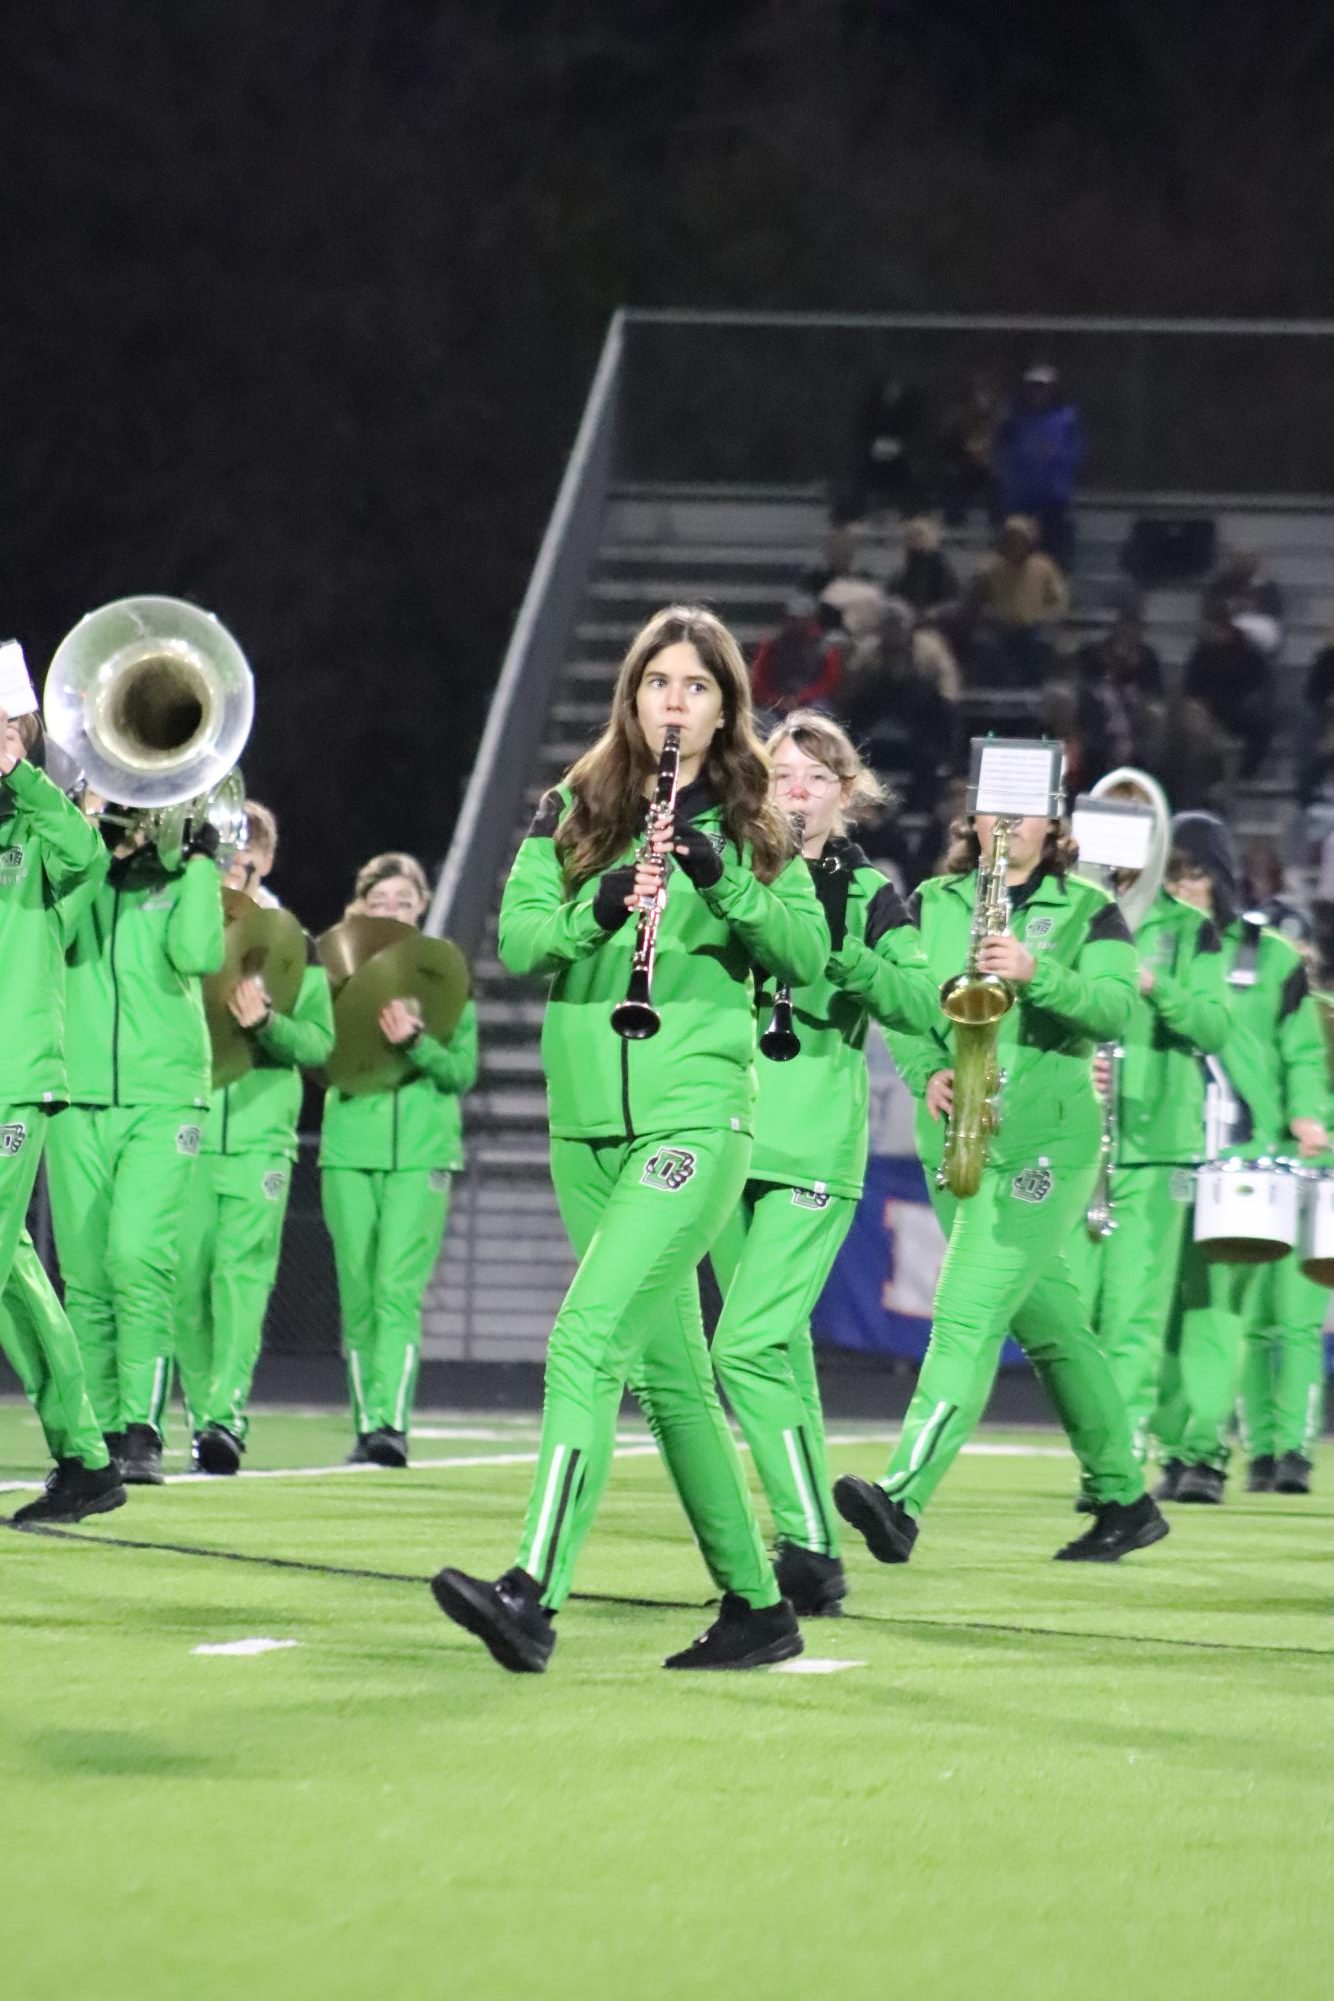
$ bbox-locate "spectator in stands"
[819,567,891,676]
[967,515,1069,687]
[836,598,956,813]
[889,517,961,621]
[749,591,843,717]
[938,374,999,525]
[1203,552,1285,639]
[1243,839,1309,943]
[851,371,927,518]
[1075,601,1168,771]
[1174,613,1276,800]
[994,363,1085,570]
[1303,621,1334,714]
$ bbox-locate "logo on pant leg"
[176,1124,202,1156]
[261,1169,287,1201]
[428,1168,452,1193]
[791,1186,831,1210]
[1170,1168,1195,1203]
[1010,1166,1053,1204]
[0,1120,28,1155]
[641,1147,697,1191]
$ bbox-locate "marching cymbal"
[203,889,309,1088]
[324,932,471,1097]
[317,915,414,991]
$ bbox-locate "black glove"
[185,821,221,862]
[671,822,724,890]
[864,882,910,952]
[810,859,853,952]
[593,866,636,931]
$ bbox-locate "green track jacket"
[1116,890,1227,1167]
[1214,918,1325,1153]
[64,851,226,1110]
[499,779,830,1142]
[749,839,938,1197]
[204,960,335,1160]
[320,999,479,1172]
[887,865,1136,1175]
[0,757,107,1106]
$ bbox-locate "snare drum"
[1193,1158,1301,1265]
[1299,1171,1334,1286]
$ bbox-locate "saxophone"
[938,817,1017,1199]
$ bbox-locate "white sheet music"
[0,640,36,718]
[974,741,1061,817]
[1071,800,1154,869]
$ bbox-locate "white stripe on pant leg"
[1303,1381,1321,1453]
[150,1356,168,1429]
[348,1352,368,1432]
[525,1443,568,1580]
[392,1344,417,1433]
[783,1428,823,1552]
[885,1399,951,1495]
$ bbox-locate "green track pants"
[321,1165,450,1437]
[1,1104,47,1280]
[1153,1242,1255,1471]
[1237,1248,1328,1461]
[518,1131,778,1615]
[880,1141,1143,1516]
[1068,1164,1192,1462]
[176,1152,292,1440]
[45,1105,203,1437]
[709,1181,855,1557]
[1,1230,109,1469]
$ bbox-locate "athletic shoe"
[774,1540,847,1617]
[1053,1494,1170,1562]
[119,1424,164,1486]
[1153,1460,1185,1502]
[1246,1455,1278,1493]
[1273,1452,1313,1496]
[346,1434,372,1465]
[1175,1464,1225,1505]
[430,1565,556,1673]
[833,1474,918,1564]
[103,1430,127,1468]
[193,1425,242,1476]
[10,1458,128,1528]
[663,1593,803,1671]
[365,1428,409,1468]
[1073,1493,1096,1514]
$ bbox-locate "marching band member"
[835,793,1169,1565]
[708,712,937,1616]
[430,605,829,1674]
[175,803,334,1473]
[1153,814,1327,1502]
[1067,772,1228,1466]
[0,691,126,1525]
[44,782,225,1485]
[320,853,478,1468]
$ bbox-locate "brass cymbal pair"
[316,916,470,1097]
[203,890,308,1088]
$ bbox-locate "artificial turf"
[2,1400,1330,2001]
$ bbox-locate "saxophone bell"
[938,816,1018,1200]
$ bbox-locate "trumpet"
[760,813,805,1062]
[1086,1042,1122,1240]
[938,816,1017,1200]
[611,724,682,1040]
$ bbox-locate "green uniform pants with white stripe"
[519,1130,779,1615]
[1238,1247,1328,1461]
[709,1181,855,1557]
[45,1104,203,1437]
[176,1151,293,1440]
[1067,1164,1192,1462]
[1153,1245,1255,1471]
[880,1141,1143,1517]
[321,1165,449,1437]
[1,1230,110,1470]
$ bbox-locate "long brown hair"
[942,819,1077,878]
[556,605,789,888]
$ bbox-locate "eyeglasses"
[773,768,839,796]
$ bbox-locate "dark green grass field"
[2,1401,1330,2001]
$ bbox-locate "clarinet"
[611,725,682,1041]
[759,813,805,1062]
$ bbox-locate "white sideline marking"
[772,1657,865,1675]
[192,1638,300,1658]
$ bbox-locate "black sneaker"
[10,1458,128,1528]
[1273,1452,1313,1496]
[1054,1493,1170,1562]
[1073,1493,1096,1514]
[663,1592,803,1670]
[1176,1463,1225,1505]
[193,1425,242,1476]
[1153,1460,1185,1502]
[774,1540,848,1617]
[103,1430,127,1468]
[119,1424,164,1486]
[430,1565,556,1674]
[365,1427,409,1468]
[1246,1454,1278,1493]
[833,1475,918,1564]
[346,1434,372,1465]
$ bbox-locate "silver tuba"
[44,595,253,866]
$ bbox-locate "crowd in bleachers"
[748,359,1334,974]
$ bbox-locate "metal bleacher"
[421,312,1334,1362]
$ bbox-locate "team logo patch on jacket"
[176,1124,203,1156]
[791,1187,831,1210]
[1011,1166,1053,1204]
[262,1169,287,1201]
[642,1147,697,1191]
[0,1121,28,1155]
[0,843,25,885]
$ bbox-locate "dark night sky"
[5,1,1334,927]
